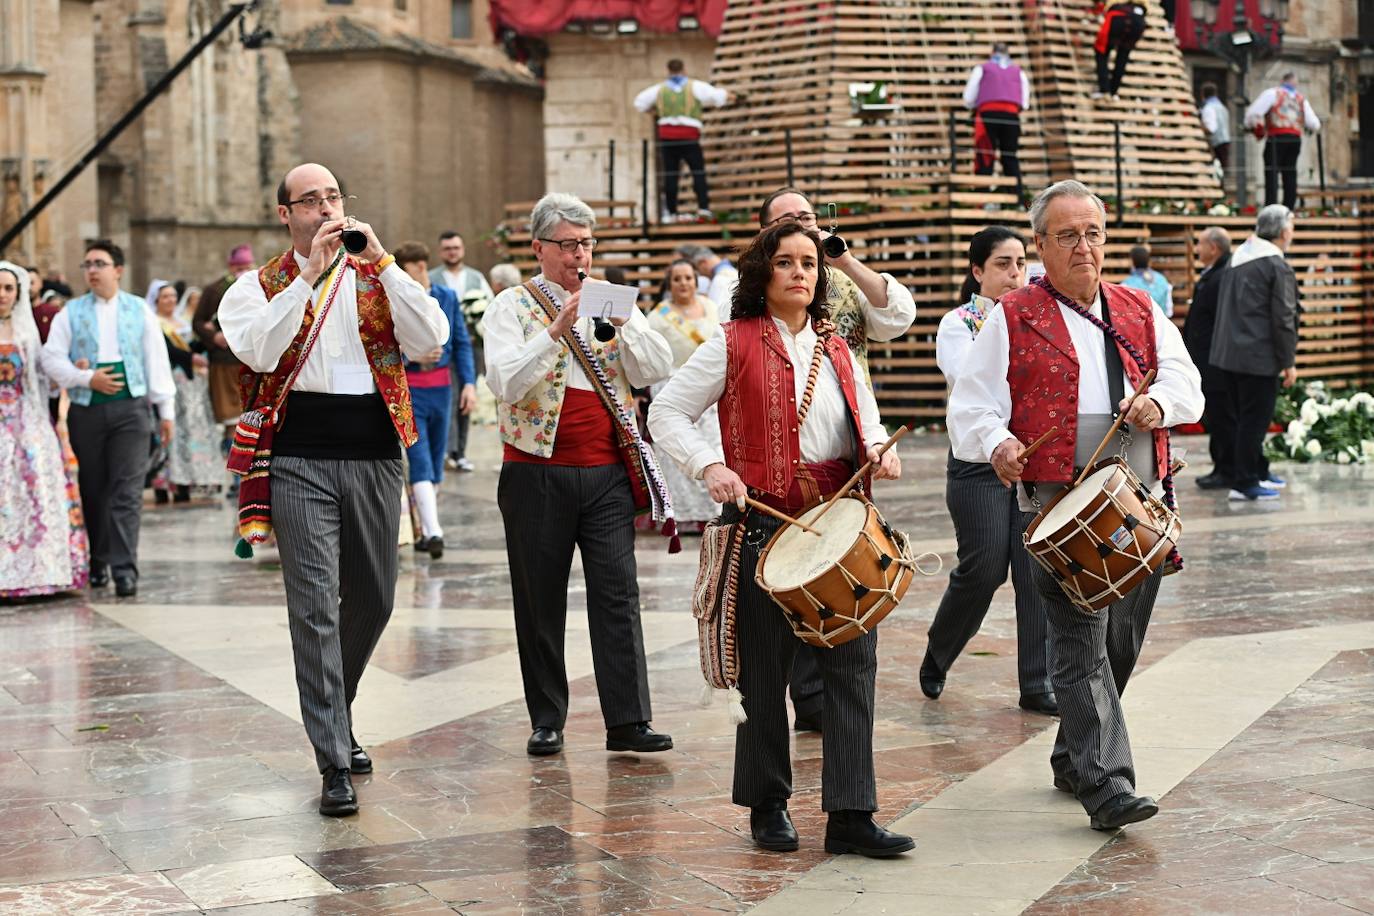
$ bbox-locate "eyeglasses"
[80,260,114,270]
[538,237,598,252]
[284,193,356,211]
[767,210,818,228]
[1045,228,1108,249]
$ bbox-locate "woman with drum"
[921,227,1057,715]
[648,221,914,858]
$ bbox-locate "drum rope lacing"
[1031,275,1184,573]
[1033,469,1180,610]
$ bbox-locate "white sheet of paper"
[332,364,375,395]
[578,277,639,322]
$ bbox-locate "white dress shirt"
[705,262,738,310]
[481,274,673,404]
[946,289,1203,464]
[41,294,177,420]
[935,295,994,385]
[633,77,729,130]
[717,269,916,342]
[1244,87,1322,132]
[648,318,889,479]
[218,252,448,394]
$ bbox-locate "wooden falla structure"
[502,0,1372,415]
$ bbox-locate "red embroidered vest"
[718,316,865,499]
[1002,281,1168,483]
[238,249,418,446]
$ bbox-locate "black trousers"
[67,397,152,577]
[1198,361,1235,480]
[735,514,878,813]
[659,138,710,215]
[925,456,1051,695]
[1095,37,1138,95]
[974,112,1022,179]
[1219,369,1280,491]
[1213,142,1231,170]
[497,461,652,731]
[1031,537,1160,814]
[1264,135,1302,211]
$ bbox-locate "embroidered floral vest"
[718,316,865,499]
[237,249,417,446]
[825,267,871,382]
[1002,281,1167,483]
[497,280,634,458]
[66,292,149,405]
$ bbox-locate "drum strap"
[1100,295,1127,420]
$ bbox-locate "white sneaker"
[1262,476,1287,489]
[456,457,475,472]
[1090,91,1105,100]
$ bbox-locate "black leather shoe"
[1019,692,1059,716]
[89,565,109,588]
[1090,793,1159,831]
[824,810,915,857]
[319,766,358,816]
[427,536,444,560]
[1196,472,1230,490]
[349,733,372,774]
[606,722,673,753]
[919,651,944,700]
[1053,773,1079,795]
[750,799,799,852]
[113,573,137,597]
[413,536,430,553]
[793,710,823,732]
[526,727,563,756]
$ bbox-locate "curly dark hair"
[729,221,829,322]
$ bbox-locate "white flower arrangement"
[1271,382,1374,465]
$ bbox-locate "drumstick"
[1019,426,1060,462]
[1073,369,1157,487]
[743,496,822,536]
[809,424,912,524]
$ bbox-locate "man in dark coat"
[1183,226,1231,488]
[1210,205,1299,502]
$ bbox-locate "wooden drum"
[756,496,915,648]
[1022,458,1181,613]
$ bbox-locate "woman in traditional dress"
[647,222,913,858]
[0,260,88,598]
[646,259,721,529]
[148,280,220,502]
[920,227,1056,714]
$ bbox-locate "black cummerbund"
[272,391,400,460]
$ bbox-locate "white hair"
[489,263,521,289]
[1028,180,1108,235]
[1255,204,1293,241]
[530,192,595,241]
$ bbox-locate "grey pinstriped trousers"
[1027,524,1162,813]
[733,514,879,813]
[271,455,403,773]
[926,455,1052,695]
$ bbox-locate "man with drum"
[947,180,1203,831]
[649,221,914,858]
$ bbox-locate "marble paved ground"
[0,429,1371,914]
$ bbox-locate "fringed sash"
[226,252,348,557]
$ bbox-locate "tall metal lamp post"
[1194,0,1289,208]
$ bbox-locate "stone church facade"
[1,0,543,290]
